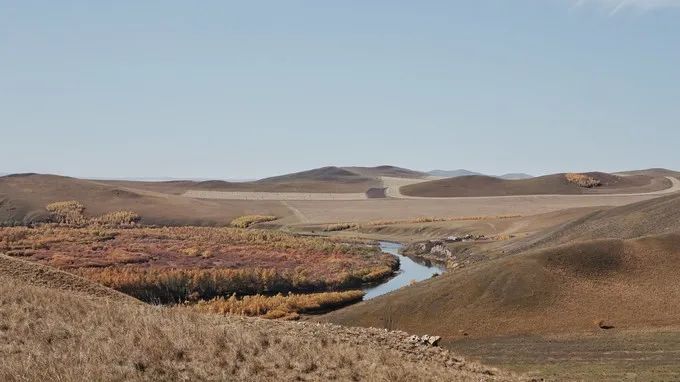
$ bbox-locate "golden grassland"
[0,277,511,381]
[0,225,397,303]
[230,215,279,228]
[194,290,366,320]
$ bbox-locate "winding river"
[363,241,445,300]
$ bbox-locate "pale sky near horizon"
[2,1,680,179]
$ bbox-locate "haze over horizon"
[2,1,679,179]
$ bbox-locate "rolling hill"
[498,173,533,180]
[401,172,671,197]
[322,193,680,339]
[428,169,484,178]
[427,170,533,180]
[0,174,289,226]
[100,166,382,194]
[342,165,429,179]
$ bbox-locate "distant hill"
[614,168,680,178]
[428,169,484,178]
[428,170,533,180]
[498,173,533,180]
[343,165,428,179]
[401,172,670,197]
[99,167,381,194]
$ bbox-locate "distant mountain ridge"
[428,169,533,180]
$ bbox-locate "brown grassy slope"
[342,165,429,179]
[0,267,515,381]
[322,233,680,338]
[400,172,670,197]
[100,167,381,194]
[615,167,680,177]
[0,174,289,225]
[518,192,680,252]
[0,254,136,303]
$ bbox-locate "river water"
[362,241,445,300]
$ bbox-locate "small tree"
[46,201,86,226]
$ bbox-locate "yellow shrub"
[46,201,86,226]
[565,173,601,188]
[92,211,141,227]
[194,290,365,319]
[230,215,278,228]
[322,223,358,232]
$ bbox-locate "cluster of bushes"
[44,200,140,228]
[194,290,365,319]
[322,223,358,232]
[565,173,601,188]
[76,266,389,304]
[230,215,278,228]
[0,224,397,304]
[46,201,87,226]
[91,211,141,227]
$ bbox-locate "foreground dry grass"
[0,226,397,303]
[0,275,515,381]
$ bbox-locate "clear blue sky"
[2,1,679,179]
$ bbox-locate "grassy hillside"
[323,232,680,337]
[323,194,680,337]
[0,256,514,381]
[519,192,680,252]
[400,172,670,197]
[0,174,289,226]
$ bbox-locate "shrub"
[230,215,278,228]
[322,223,358,232]
[194,290,365,319]
[45,201,86,226]
[92,211,141,227]
[565,173,601,188]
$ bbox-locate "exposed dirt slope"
[0,174,289,226]
[400,172,670,197]
[323,232,680,338]
[0,259,516,381]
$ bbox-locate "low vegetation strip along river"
[0,226,397,303]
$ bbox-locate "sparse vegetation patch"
[322,223,358,232]
[230,215,278,228]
